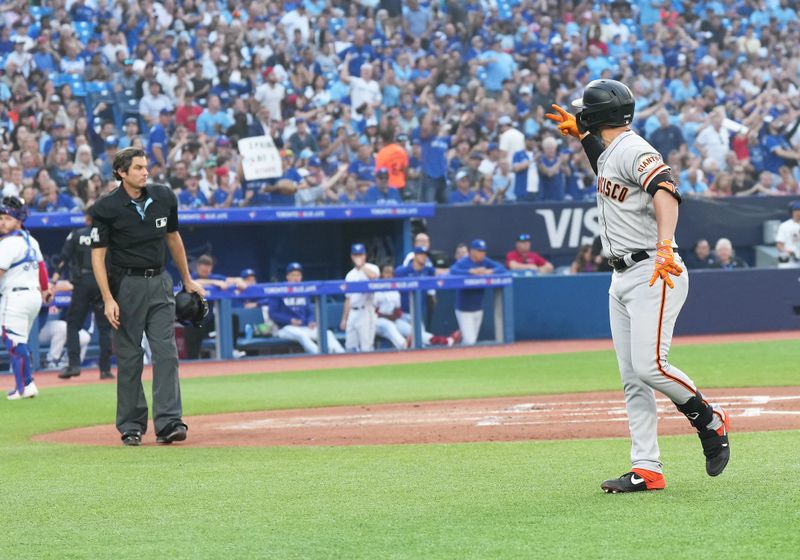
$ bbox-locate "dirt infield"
[36,386,800,447]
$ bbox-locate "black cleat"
[58,366,81,379]
[601,470,666,494]
[700,407,731,477]
[121,431,142,446]
[156,423,188,445]
[99,370,115,380]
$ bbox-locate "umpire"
[52,206,114,380]
[90,147,206,446]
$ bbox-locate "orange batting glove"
[649,240,684,289]
[544,104,582,139]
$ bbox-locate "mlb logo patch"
[155,217,168,228]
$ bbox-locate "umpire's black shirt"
[91,183,179,268]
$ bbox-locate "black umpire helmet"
[571,79,635,134]
[175,289,209,327]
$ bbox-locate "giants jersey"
[595,131,676,258]
[0,230,44,292]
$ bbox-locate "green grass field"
[1,340,798,559]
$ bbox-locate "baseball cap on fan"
[240,268,257,278]
[286,262,303,273]
[351,243,366,255]
[498,115,513,126]
[470,239,487,251]
[790,200,800,211]
[413,246,428,255]
[517,233,531,242]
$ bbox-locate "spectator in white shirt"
[139,81,173,125]
[255,68,286,122]
[340,57,382,118]
[497,115,525,166]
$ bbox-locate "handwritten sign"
[238,136,282,180]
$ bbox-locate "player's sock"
[4,336,25,394]
[16,343,33,386]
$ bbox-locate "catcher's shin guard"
[675,392,731,477]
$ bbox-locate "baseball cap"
[104,136,119,148]
[215,166,229,176]
[790,200,800,210]
[286,262,303,273]
[469,152,483,161]
[455,169,469,181]
[159,107,174,115]
[498,115,513,126]
[280,148,295,158]
[413,246,428,255]
[240,268,257,278]
[517,233,531,242]
[204,156,218,168]
[308,156,321,168]
[124,116,138,126]
[351,243,366,255]
[216,135,231,146]
[488,142,499,152]
[365,117,378,127]
[470,239,487,251]
[376,167,389,178]
[298,147,314,160]
[396,133,408,143]
[49,94,61,103]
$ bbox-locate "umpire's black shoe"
[156,423,188,445]
[99,370,115,380]
[601,469,666,493]
[121,431,142,446]
[58,366,81,379]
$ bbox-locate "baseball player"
[775,200,800,268]
[339,243,379,352]
[267,262,345,354]
[0,196,51,400]
[449,239,506,345]
[546,80,730,493]
[373,263,409,350]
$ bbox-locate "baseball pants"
[66,276,111,371]
[375,317,408,350]
[345,307,376,351]
[277,325,344,354]
[39,320,90,365]
[396,314,434,346]
[609,256,719,473]
[455,309,483,346]
[1,289,42,391]
[113,273,181,436]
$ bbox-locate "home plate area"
[35,387,800,447]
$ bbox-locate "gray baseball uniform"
[596,131,722,473]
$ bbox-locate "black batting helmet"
[571,79,635,134]
[175,289,209,327]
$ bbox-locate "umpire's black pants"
[113,272,182,436]
[66,275,112,372]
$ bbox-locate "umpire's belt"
[608,250,650,272]
[122,267,163,278]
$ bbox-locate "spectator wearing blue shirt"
[147,108,173,168]
[418,92,451,203]
[267,262,345,354]
[402,0,432,39]
[35,177,77,212]
[537,137,568,201]
[512,135,540,202]
[178,174,209,209]
[476,38,517,94]
[668,71,700,104]
[339,29,376,76]
[649,110,686,160]
[448,169,478,204]
[449,239,506,345]
[338,174,365,205]
[761,118,800,175]
[348,143,376,187]
[196,95,234,137]
[363,168,403,204]
[211,171,248,208]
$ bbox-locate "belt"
[11,287,31,292]
[608,250,650,272]
[122,267,162,278]
[351,306,364,311]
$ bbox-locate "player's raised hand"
[545,104,582,139]
[648,240,683,289]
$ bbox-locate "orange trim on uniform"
[655,282,697,394]
[642,164,669,189]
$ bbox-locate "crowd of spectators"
[2,0,800,213]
